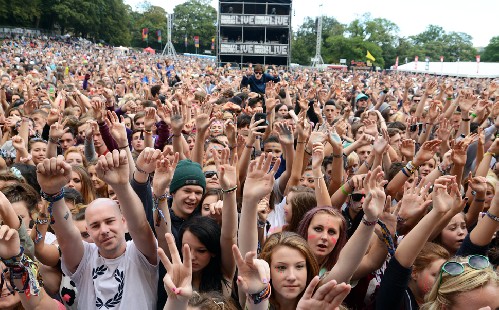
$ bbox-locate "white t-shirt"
[62,241,158,309]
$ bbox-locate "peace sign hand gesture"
[232,245,269,295]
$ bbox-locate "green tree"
[482,36,499,62]
[130,3,168,49]
[173,0,217,53]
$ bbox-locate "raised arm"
[191,102,213,165]
[153,153,178,260]
[238,154,280,257]
[96,149,158,265]
[325,166,387,284]
[0,226,60,309]
[311,142,331,207]
[37,156,84,273]
[46,116,69,159]
[213,148,238,283]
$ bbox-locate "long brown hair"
[259,232,319,309]
[296,206,347,270]
[283,186,316,233]
[71,165,96,204]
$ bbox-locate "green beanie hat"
[169,159,206,194]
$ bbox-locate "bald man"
[36,152,158,309]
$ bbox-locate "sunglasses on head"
[351,193,365,202]
[204,171,218,179]
[438,255,490,287]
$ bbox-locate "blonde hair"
[421,257,499,310]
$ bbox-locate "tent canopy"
[144,47,155,54]
[395,61,499,78]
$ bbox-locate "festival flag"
[414,56,419,70]
[157,30,161,43]
[211,37,215,50]
[366,50,376,62]
[394,56,399,70]
[142,28,148,41]
[194,36,200,48]
[440,56,444,62]
[476,55,480,73]
[185,35,188,47]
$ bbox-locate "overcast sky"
[125,0,497,47]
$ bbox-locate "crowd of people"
[0,35,497,310]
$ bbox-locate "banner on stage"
[220,14,290,26]
[220,43,288,55]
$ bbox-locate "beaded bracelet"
[486,211,499,222]
[153,193,169,227]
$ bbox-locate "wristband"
[486,211,499,222]
[461,118,471,122]
[340,184,350,196]
[401,167,410,177]
[48,137,59,144]
[117,144,129,150]
[362,216,378,226]
[245,145,254,149]
[485,152,496,157]
[40,188,65,225]
[221,185,237,193]
[135,166,148,175]
[332,153,342,158]
[470,113,477,118]
[474,198,486,203]
[144,129,152,135]
[447,97,453,101]
[248,283,271,304]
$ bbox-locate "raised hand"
[136,147,162,174]
[232,245,269,295]
[451,139,469,166]
[398,179,431,222]
[96,149,129,186]
[153,152,179,195]
[37,156,72,194]
[170,103,185,135]
[296,276,351,310]
[213,148,237,190]
[275,122,294,146]
[362,166,387,221]
[144,107,157,131]
[105,111,128,148]
[0,225,21,259]
[49,115,70,140]
[436,118,451,141]
[194,103,214,133]
[246,115,266,146]
[399,139,415,158]
[311,142,324,171]
[158,233,192,300]
[92,99,105,123]
[459,92,478,112]
[11,135,25,151]
[373,128,389,155]
[243,153,280,201]
[363,118,378,136]
[432,176,459,214]
[413,140,441,166]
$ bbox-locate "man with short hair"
[36,153,158,309]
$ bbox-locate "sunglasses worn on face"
[255,72,263,75]
[438,255,490,287]
[351,193,365,202]
[204,171,218,179]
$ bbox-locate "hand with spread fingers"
[158,233,192,301]
[296,276,351,310]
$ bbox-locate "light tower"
[162,13,177,59]
[311,4,324,67]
